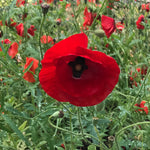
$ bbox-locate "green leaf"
[19,121,28,132]
[23,61,34,74]
[2,115,30,146]
[88,145,96,150]
[0,41,5,53]
[37,141,47,148]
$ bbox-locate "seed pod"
[94,29,105,38]
[41,3,50,16]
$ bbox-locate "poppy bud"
[94,29,105,38]
[58,110,64,118]
[0,30,3,38]
[41,3,50,15]
[56,18,61,25]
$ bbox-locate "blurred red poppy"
[16,23,24,37]
[135,101,148,115]
[5,18,17,27]
[83,7,99,27]
[16,0,26,7]
[16,23,36,37]
[40,35,54,44]
[115,22,125,32]
[0,39,11,51]
[27,25,36,37]
[101,15,116,38]
[136,15,145,30]
[39,33,120,106]
[23,57,39,83]
[141,3,150,12]
[8,42,19,59]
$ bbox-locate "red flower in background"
[0,20,3,26]
[45,0,54,3]
[0,40,18,59]
[16,23,36,37]
[115,22,125,32]
[8,42,19,59]
[16,23,24,37]
[5,18,17,27]
[39,33,120,107]
[23,57,39,83]
[135,101,148,115]
[101,15,116,38]
[83,7,99,27]
[16,0,26,7]
[27,25,36,37]
[141,3,150,12]
[136,15,145,30]
[40,35,54,44]
[61,144,65,149]
[0,39,11,51]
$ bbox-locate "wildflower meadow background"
[0,0,150,150]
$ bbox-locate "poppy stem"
[132,68,150,106]
[48,114,107,149]
[38,14,46,60]
[115,121,150,150]
[77,107,84,136]
[90,0,107,30]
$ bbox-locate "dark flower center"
[68,56,88,78]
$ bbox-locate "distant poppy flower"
[115,22,125,32]
[16,23,24,37]
[40,35,54,44]
[16,0,26,7]
[39,33,120,107]
[23,57,39,83]
[61,144,65,149]
[16,23,36,37]
[5,18,17,27]
[0,20,3,26]
[83,7,100,27]
[66,3,71,9]
[101,15,116,38]
[45,0,54,3]
[77,0,80,5]
[141,3,150,12]
[27,25,36,37]
[8,42,19,59]
[0,39,11,51]
[56,18,61,25]
[136,15,145,30]
[135,101,148,115]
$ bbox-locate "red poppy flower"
[136,15,145,30]
[115,22,125,32]
[83,7,97,27]
[8,42,19,59]
[16,0,26,7]
[39,33,120,107]
[135,101,148,115]
[101,15,116,38]
[16,23,36,37]
[45,0,54,3]
[40,35,54,44]
[27,25,36,37]
[16,23,24,37]
[0,39,11,51]
[0,20,3,26]
[5,18,17,27]
[61,144,65,149]
[141,3,150,12]
[23,57,39,83]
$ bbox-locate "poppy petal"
[41,33,88,67]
